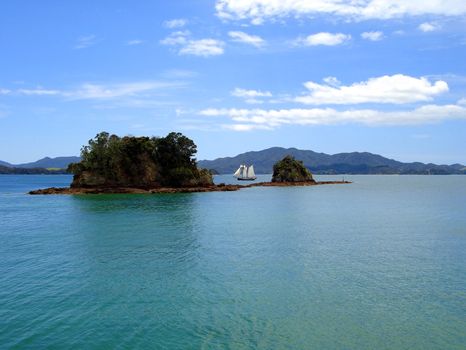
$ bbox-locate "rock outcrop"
[271,155,315,183]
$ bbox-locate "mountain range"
[1,150,465,175]
[197,147,466,175]
[0,156,81,169]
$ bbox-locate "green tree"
[68,131,211,188]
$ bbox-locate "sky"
[1,0,466,164]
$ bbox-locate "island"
[272,155,315,183]
[29,132,350,195]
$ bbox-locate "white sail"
[247,165,255,178]
[234,164,256,180]
[241,165,248,178]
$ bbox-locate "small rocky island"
[272,155,315,183]
[30,132,349,195]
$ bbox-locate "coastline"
[28,180,351,195]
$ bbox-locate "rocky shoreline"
[28,181,351,195]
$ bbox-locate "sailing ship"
[234,164,257,181]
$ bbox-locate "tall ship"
[234,164,257,181]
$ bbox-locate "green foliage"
[69,131,212,188]
[272,155,314,182]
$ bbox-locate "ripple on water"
[0,175,465,349]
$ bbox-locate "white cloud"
[17,88,61,96]
[458,98,466,105]
[65,82,184,100]
[296,32,351,46]
[0,81,185,101]
[200,104,466,130]
[222,124,272,131]
[361,31,384,41]
[126,39,145,46]
[418,22,441,32]
[0,89,11,95]
[164,19,188,29]
[228,31,265,47]
[179,39,225,57]
[231,88,273,104]
[161,32,225,57]
[160,30,191,46]
[216,0,466,23]
[231,88,272,98]
[295,74,448,105]
[74,35,99,49]
[323,77,341,87]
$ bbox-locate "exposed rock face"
[71,171,107,188]
[29,180,351,195]
[29,184,242,195]
[271,155,315,183]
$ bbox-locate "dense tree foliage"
[271,155,314,183]
[68,132,212,188]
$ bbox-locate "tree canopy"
[68,132,212,188]
[271,155,314,183]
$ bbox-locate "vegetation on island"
[67,132,213,188]
[271,155,315,183]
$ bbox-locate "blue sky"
[1,0,465,164]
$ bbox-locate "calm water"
[1,175,465,349]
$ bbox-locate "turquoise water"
[1,175,465,349]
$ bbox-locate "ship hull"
[236,177,257,181]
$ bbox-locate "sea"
[1,174,465,349]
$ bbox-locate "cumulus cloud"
[228,31,265,47]
[200,104,466,130]
[0,88,11,95]
[161,31,225,57]
[164,18,188,29]
[216,0,466,23]
[361,31,384,41]
[418,22,441,32]
[296,32,351,46]
[322,77,341,87]
[295,74,449,105]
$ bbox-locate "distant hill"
[0,156,80,169]
[0,165,69,175]
[198,147,466,175]
[2,150,465,175]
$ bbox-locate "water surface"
[1,175,465,349]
